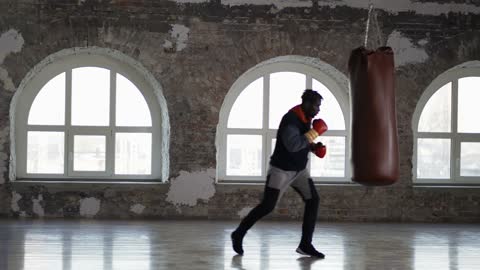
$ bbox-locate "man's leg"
[291,175,324,258]
[231,176,280,255]
[232,166,296,255]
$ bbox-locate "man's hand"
[305,119,328,143]
[312,119,328,135]
[312,142,327,158]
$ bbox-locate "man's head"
[301,89,323,119]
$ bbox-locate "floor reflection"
[71,233,104,270]
[457,232,480,270]
[112,233,151,270]
[0,220,479,270]
[223,224,344,270]
[230,255,246,270]
[24,231,63,270]
[20,222,153,270]
[414,232,450,270]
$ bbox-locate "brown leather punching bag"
[348,46,399,186]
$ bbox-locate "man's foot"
[296,243,325,258]
[231,231,244,255]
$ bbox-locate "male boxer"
[231,89,328,258]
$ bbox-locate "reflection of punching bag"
[348,46,399,186]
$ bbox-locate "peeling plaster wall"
[130,203,146,215]
[32,195,45,217]
[162,24,190,52]
[223,0,480,15]
[224,0,312,10]
[387,30,429,67]
[0,127,9,185]
[166,169,216,208]
[10,192,21,213]
[0,28,24,216]
[0,29,24,63]
[0,1,479,222]
[170,24,190,52]
[79,197,101,218]
[0,29,24,93]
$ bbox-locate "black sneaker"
[296,244,325,258]
[231,231,244,255]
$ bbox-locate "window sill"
[10,179,168,192]
[216,180,358,186]
[13,179,165,184]
[413,184,480,189]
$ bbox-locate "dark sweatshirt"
[270,110,311,171]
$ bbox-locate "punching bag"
[348,46,399,186]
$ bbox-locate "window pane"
[228,77,263,129]
[269,72,306,129]
[27,132,64,174]
[311,136,345,177]
[115,133,152,175]
[116,73,152,127]
[458,77,480,133]
[73,135,106,171]
[28,73,65,125]
[460,142,480,176]
[227,135,262,176]
[72,67,110,126]
[417,138,450,179]
[312,79,346,130]
[271,139,276,155]
[418,83,451,132]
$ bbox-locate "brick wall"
[0,0,479,222]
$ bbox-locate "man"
[231,89,328,258]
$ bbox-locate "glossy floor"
[0,219,479,270]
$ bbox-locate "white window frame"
[412,63,480,185]
[10,47,170,182]
[216,56,351,183]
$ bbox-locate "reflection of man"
[230,255,246,270]
[231,89,328,258]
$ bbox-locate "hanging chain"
[364,4,374,47]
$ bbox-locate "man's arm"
[281,125,310,152]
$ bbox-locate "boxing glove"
[305,119,328,143]
[313,142,327,158]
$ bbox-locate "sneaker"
[296,244,325,258]
[231,231,244,255]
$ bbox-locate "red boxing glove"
[313,119,328,136]
[305,119,328,143]
[313,142,327,158]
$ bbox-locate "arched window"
[11,47,169,181]
[216,56,350,183]
[413,62,480,185]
